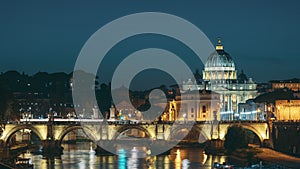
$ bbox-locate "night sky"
[1,0,300,84]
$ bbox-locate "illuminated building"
[238,99,266,121]
[275,99,300,121]
[270,78,300,92]
[114,100,142,120]
[182,38,258,120]
[168,89,220,121]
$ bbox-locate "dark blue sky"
[0,0,299,83]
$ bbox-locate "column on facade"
[221,93,225,120]
[232,94,237,116]
[195,101,199,121]
[236,95,241,119]
[228,94,232,120]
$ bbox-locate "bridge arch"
[167,125,209,143]
[224,124,264,145]
[240,124,264,145]
[4,124,44,145]
[113,125,152,139]
[57,125,98,145]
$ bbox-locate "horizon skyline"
[1,68,299,84]
[1,1,300,83]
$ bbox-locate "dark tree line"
[0,69,184,121]
[0,80,14,121]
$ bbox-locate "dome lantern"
[216,37,224,50]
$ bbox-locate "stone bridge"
[0,119,270,153]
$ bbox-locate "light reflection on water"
[17,142,230,169]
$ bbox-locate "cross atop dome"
[216,37,224,51]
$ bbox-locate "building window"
[202,106,206,113]
[191,108,194,113]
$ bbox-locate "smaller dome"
[238,70,248,83]
[185,79,195,85]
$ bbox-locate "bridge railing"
[16,118,268,126]
[218,120,267,124]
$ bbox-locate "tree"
[224,125,248,152]
[0,79,14,121]
[96,83,112,114]
[4,100,15,121]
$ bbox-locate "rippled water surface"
[17,142,235,169]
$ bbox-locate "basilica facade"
[182,38,258,121]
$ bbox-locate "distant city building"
[275,99,300,121]
[111,86,146,110]
[7,71,74,119]
[270,78,300,92]
[167,89,220,121]
[182,38,258,121]
[114,100,142,120]
[238,99,267,121]
[253,88,298,121]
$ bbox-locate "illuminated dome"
[203,38,237,81]
[205,50,235,69]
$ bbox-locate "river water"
[17,142,241,169]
